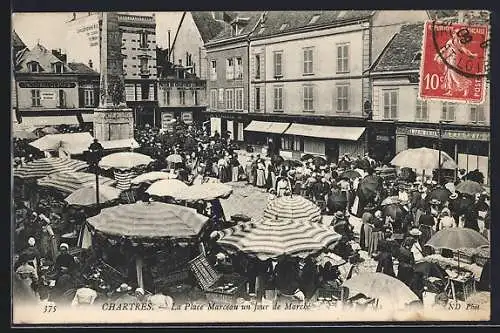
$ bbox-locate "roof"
[249,11,374,39]
[191,12,228,43]
[12,30,26,50]
[427,10,459,20]
[67,62,99,75]
[372,23,424,73]
[207,11,264,43]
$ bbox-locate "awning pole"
[136,255,144,290]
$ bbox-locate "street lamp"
[86,139,104,206]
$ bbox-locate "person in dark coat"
[299,257,319,300]
[463,210,480,232]
[397,239,416,286]
[418,210,435,247]
[374,240,395,277]
[478,258,490,291]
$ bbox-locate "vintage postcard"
[11,10,491,325]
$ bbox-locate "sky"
[12,12,183,51]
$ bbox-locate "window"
[441,102,456,121]
[225,89,234,110]
[255,54,261,79]
[470,105,485,123]
[210,60,217,80]
[140,58,149,74]
[273,86,283,111]
[303,48,313,75]
[53,62,63,73]
[31,89,41,106]
[255,87,261,110]
[164,89,170,105]
[273,51,283,77]
[336,43,349,73]
[415,96,428,120]
[141,83,150,100]
[226,58,234,80]
[336,84,349,112]
[28,62,39,72]
[179,90,186,105]
[210,89,218,109]
[383,90,398,119]
[58,90,66,108]
[303,85,314,112]
[309,15,320,25]
[235,88,243,110]
[281,136,303,151]
[235,57,243,80]
[193,90,198,105]
[139,32,148,48]
[84,89,95,106]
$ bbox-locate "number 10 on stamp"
[419,20,489,104]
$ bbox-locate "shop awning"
[30,132,94,152]
[62,138,140,155]
[244,121,290,134]
[18,115,80,127]
[284,124,366,141]
[81,113,95,122]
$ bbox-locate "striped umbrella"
[114,169,137,191]
[146,179,189,197]
[175,183,233,202]
[131,171,176,185]
[98,152,154,170]
[263,195,321,223]
[37,171,116,194]
[217,217,341,260]
[13,157,88,179]
[87,201,209,239]
[65,185,122,206]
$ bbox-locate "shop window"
[441,102,456,121]
[281,136,294,150]
[383,90,398,119]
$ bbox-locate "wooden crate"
[204,275,247,304]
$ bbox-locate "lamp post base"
[93,107,134,142]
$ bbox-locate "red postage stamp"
[419,20,489,104]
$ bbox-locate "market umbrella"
[282,159,303,168]
[271,155,284,165]
[380,196,400,206]
[413,262,446,279]
[390,147,457,170]
[98,152,154,170]
[263,195,321,223]
[64,185,121,206]
[327,192,348,214]
[175,183,233,201]
[315,252,346,267]
[131,171,176,185]
[357,174,383,200]
[39,126,60,135]
[312,156,327,167]
[300,154,315,162]
[340,169,362,180]
[13,129,38,140]
[145,179,189,197]
[166,154,183,164]
[382,203,405,223]
[428,187,452,203]
[37,171,116,194]
[217,217,341,260]
[455,180,483,196]
[13,157,88,179]
[425,228,489,269]
[342,272,420,308]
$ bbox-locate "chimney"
[88,59,93,68]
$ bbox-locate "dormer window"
[53,62,64,73]
[28,62,40,72]
[280,24,288,31]
[308,15,320,25]
[412,51,422,63]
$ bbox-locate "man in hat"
[408,228,424,262]
[331,211,354,241]
[113,283,134,302]
[55,243,76,275]
[448,192,460,223]
[398,183,409,204]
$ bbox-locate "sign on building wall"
[148,84,155,101]
[125,84,135,101]
[397,127,490,142]
[161,112,174,129]
[41,92,56,100]
[181,112,193,124]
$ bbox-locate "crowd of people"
[13,120,491,311]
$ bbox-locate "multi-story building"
[14,43,100,128]
[245,10,429,161]
[12,30,26,124]
[370,23,490,184]
[205,12,263,141]
[66,12,158,127]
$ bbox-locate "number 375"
[43,305,57,313]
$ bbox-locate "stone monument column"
[93,12,134,141]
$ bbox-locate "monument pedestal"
[93,107,134,141]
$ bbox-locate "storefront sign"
[161,112,174,130]
[181,112,193,124]
[41,92,56,100]
[376,135,391,142]
[397,127,490,142]
[19,81,77,88]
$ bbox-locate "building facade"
[370,23,490,184]
[205,12,263,141]
[14,43,100,128]
[66,12,158,128]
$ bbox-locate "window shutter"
[79,88,85,107]
[281,52,284,77]
[260,52,265,80]
[300,85,305,111]
[250,53,255,79]
[262,86,266,112]
[346,85,351,112]
[313,47,318,75]
[313,85,319,112]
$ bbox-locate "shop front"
[209,113,247,142]
[281,124,367,163]
[244,120,291,156]
[396,126,490,184]
[367,122,396,164]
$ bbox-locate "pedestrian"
[15,253,39,302]
[360,211,374,251]
[374,240,395,277]
[71,284,98,307]
[397,238,415,286]
[463,210,480,232]
[369,210,385,256]
[231,153,240,182]
[408,228,424,262]
[418,208,436,247]
[438,208,456,230]
[245,155,254,184]
[256,159,266,188]
[55,243,76,275]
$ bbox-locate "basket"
[204,274,247,304]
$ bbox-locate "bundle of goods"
[452,248,475,265]
[473,246,490,267]
[204,274,247,304]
